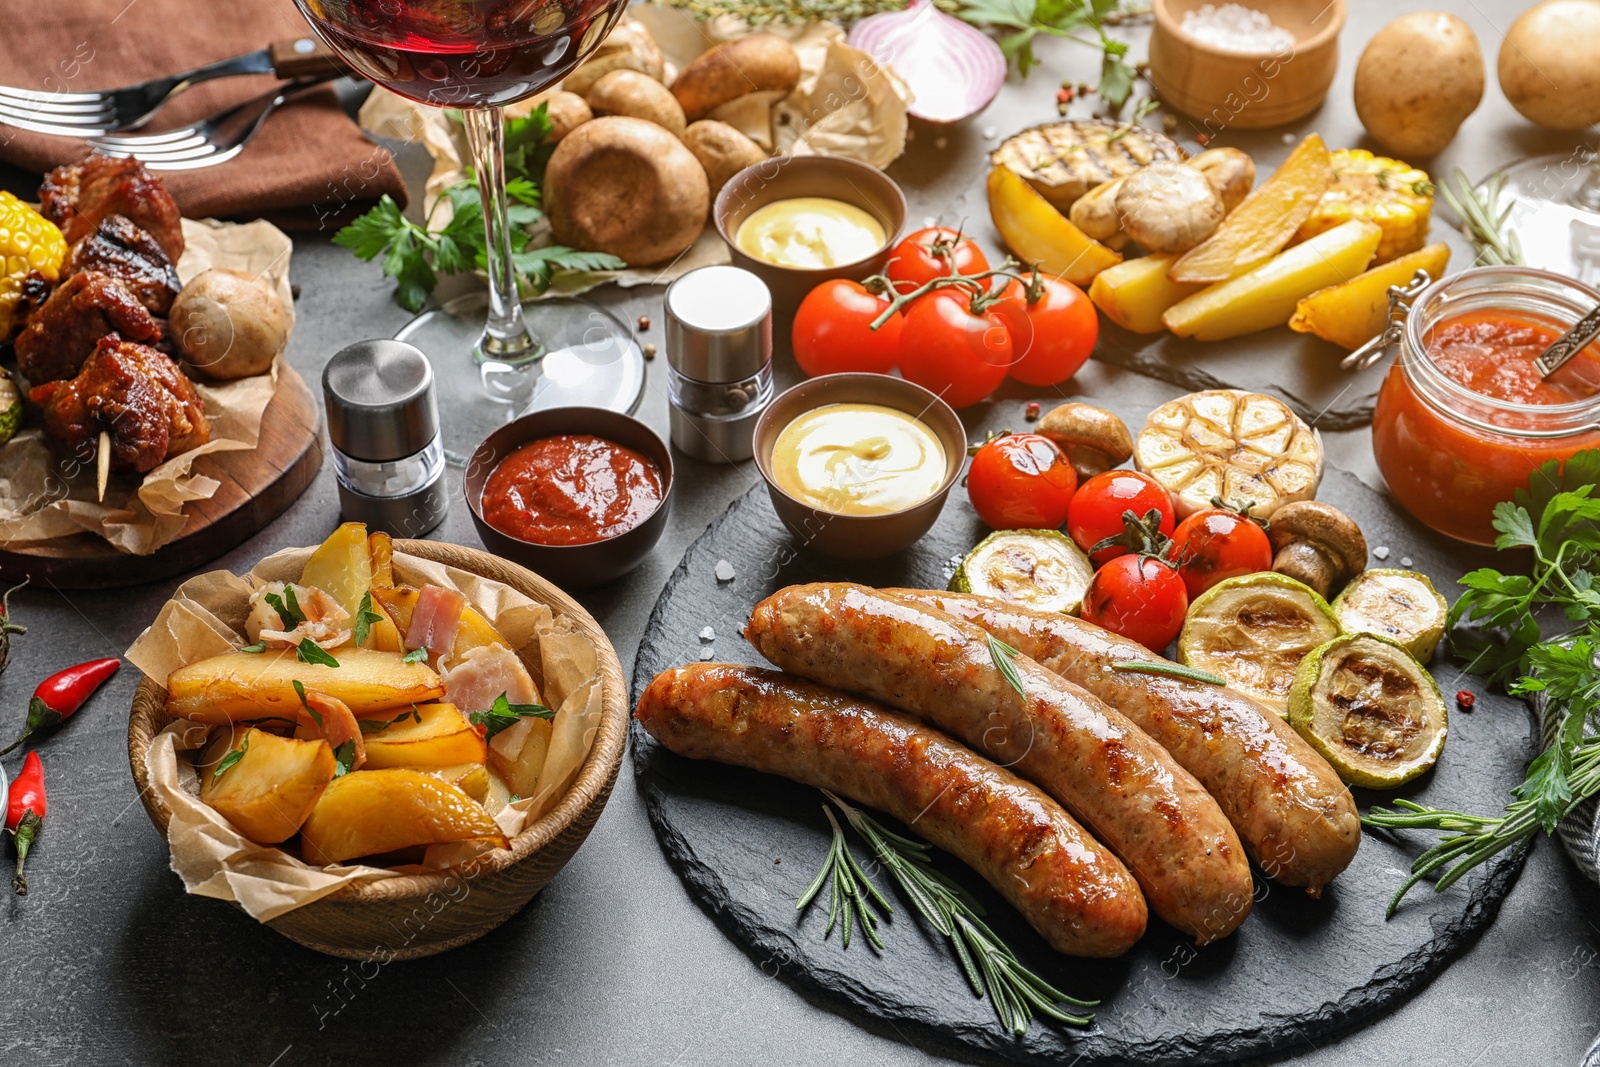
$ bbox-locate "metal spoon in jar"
[1535,303,1600,379]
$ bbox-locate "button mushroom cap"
[1115,163,1225,254]
[1036,403,1134,481]
[1268,501,1369,598]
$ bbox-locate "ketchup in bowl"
[481,433,665,546]
[1372,268,1600,545]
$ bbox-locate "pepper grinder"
[323,339,449,537]
[664,265,773,463]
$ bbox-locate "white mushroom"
[1115,163,1225,254]
[1269,502,1369,598]
[1036,403,1134,481]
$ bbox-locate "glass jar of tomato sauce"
[1372,266,1600,545]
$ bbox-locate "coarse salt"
[1180,3,1295,53]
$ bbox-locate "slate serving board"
[631,465,1536,1067]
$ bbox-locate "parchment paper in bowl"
[356,4,911,293]
[124,547,604,923]
[0,217,294,555]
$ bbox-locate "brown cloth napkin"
[0,0,407,229]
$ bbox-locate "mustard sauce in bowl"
[769,402,946,516]
[735,197,888,270]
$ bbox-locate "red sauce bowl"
[464,407,674,587]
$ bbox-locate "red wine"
[296,0,625,108]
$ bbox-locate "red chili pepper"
[0,657,119,757]
[6,750,45,895]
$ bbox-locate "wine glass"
[293,0,645,462]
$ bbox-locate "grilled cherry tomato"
[898,289,1012,408]
[1067,470,1176,565]
[967,433,1078,530]
[990,273,1099,386]
[885,227,990,294]
[791,279,902,377]
[1170,506,1273,599]
[1081,554,1189,652]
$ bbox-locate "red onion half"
[847,0,1007,125]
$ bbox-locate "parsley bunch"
[334,106,624,313]
[1366,451,1600,914]
[955,0,1142,108]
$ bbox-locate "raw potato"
[671,34,801,121]
[683,120,766,195]
[987,165,1121,286]
[299,768,508,866]
[1290,243,1451,349]
[540,91,592,142]
[1164,219,1382,341]
[1089,254,1203,334]
[166,647,444,724]
[171,268,288,380]
[586,70,686,138]
[562,17,664,97]
[1355,13,1483,156]
[200,728,336,844]
[1116,163,1224,254]
[1499,0,1600,130]
[544,116,710,266]
[364,702,488,770]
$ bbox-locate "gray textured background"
[2,1,1599,1064]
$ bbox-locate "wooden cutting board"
[0,364,321,589]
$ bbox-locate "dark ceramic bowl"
[753,374,964,560]
[714,155,907,320]
[464,407,673,588]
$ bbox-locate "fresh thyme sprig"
[1438,167,1523,267]
[806,791,1098,1033]
[796,805,890,949]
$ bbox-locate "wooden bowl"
[125,540,629,960]
[752,373,964,560]
[1149,0,1345,130]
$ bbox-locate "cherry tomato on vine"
[1169,506,1273,599]
[791,279,902,377]
[1081,554,1189,652]
[967,433,1078,530]
[898,289,1012,408]
[885,227,990,294]
[990,273,1099,386]
[1067,470,1176,565]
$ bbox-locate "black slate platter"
[631,467,1535,1067]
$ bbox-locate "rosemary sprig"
[987,635,1029,698]
[821,791,1097,1033]
[1438,167,1523,267]
[1112,660,1226,685]
[797,805,890,950]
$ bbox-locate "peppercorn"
[1024,401,1041,422]
[1455,690,1476,711]
[643,343,657,360]
[637,314,651,331]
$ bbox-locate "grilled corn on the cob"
[0,192,67,339]
[1296,149,1433,264]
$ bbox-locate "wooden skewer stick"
[96,430,110,503]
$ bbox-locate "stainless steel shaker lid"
[665,265,772,383]
[322,339,439,463]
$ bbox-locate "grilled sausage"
[745,584,1254,944]
[888,589,1362,895]
[636,663,1148,957]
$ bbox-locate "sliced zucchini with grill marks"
[1177,572,1340,717]
[950,529,1095,616]
[991,120,1186,212]
[1331,569,1449,661]
[1288,633,1447,788]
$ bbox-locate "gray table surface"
[4,2,1600,1064]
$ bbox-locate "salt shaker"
[323,339,448,537]
[664,265,773,463]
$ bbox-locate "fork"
[0,38,343,138]
[85,74,341,170]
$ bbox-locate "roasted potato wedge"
[1289,243,1451,349]
[987,164,1122,286]
[488,715,553,800]
[371,586,509,661]
[364,702,488,769]
[368,531,394,588]
[1164,220,1382,341]
[300,768,508,866]
[167,647,444,724]
[429,762,491,802]
[1089,253,1204,334]
[199,727,336,844]
[301,522,403,651]
[1170,134,1332,285]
